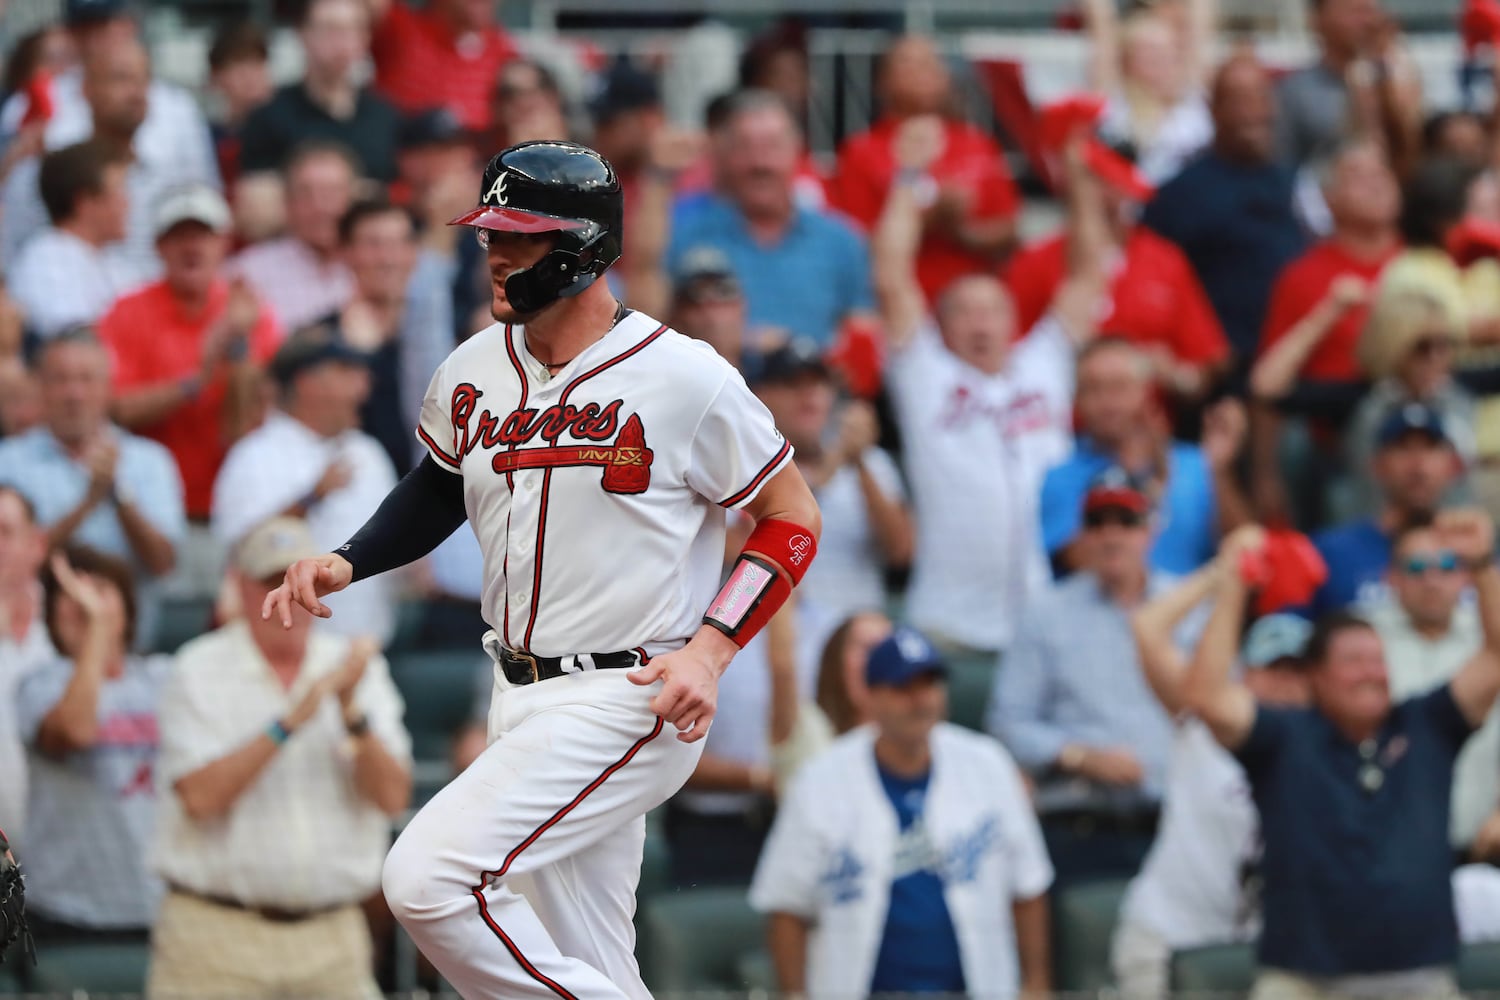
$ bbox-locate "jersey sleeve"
[686,370,794,511]
[989,742,1054,899]
[415,361,463,473]
[747,768,826,917]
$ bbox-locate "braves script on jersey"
[417,311,793,657]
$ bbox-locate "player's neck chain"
[537,300,631,372]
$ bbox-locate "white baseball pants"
[383,656,702,1000]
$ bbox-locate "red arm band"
[702,518,818,647]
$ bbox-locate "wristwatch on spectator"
[1058,744,1087,773]
[344,711,370,738]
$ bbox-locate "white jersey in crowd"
[750,723,1053,998]
[886,317,1076,651]
[797,445,904,626]
[416,312,792,656]
[0,609,54,845]
[212,412,399,646]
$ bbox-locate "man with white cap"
[150,515,410,998]
[100,184,280,595]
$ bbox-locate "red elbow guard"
[702,519,817,647]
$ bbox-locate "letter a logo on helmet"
[485,170,510,206]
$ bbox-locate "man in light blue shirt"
[0,330,184,644]
[665,90,875,347]
[989,467,1188,885]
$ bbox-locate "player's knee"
[382,828,448,923]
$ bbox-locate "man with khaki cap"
[148,515,410,998]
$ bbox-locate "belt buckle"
[508,648,539,685]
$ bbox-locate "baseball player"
[262,140,821,1000]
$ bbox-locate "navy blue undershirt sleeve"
[339,455,468,582]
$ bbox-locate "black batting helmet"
[449,140,623,315]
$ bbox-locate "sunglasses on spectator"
[1083,508,1146,529]
[1400,550,1460,575]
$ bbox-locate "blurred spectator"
[667,610,803,886]
[1004,152,1229,411]
[1371,521,1500,856]
[17,546,166,942]
[0,26,74,111]
[1185,510,1500,1000]
[0,330,184,641]
[212,325,397,647]
[394,107,474,208]
[873,116,1101,656]
[831,36,1020,302]
[1117,548,1312,1000]
[232,142,357,332]
[240,0,399,184]
[0,486,52,844]
[205,20,272,189]
[101,185,279,540]
[750,339,912,648]
[590,57,664,203]
[751,627,1052,998]
[669,246,749,368]
[1143,55,1307,376]
[1249,139,1402,523]
[329,199,453,475]
[370,0,516,133]
[9,139,129,338]
[1041,339,1249,576]
[1346,289,1474,510]
[664,90,874,347]
[0,1,219,189]
[738,19,811,132]
[150,516,410,998]
[1274,0,1413,170]
[0,356,42,438]
[1085,0,1215,186]
[814,610,891,735]
[490,58,570,149]
[2,36,215,291]
[1425,110,1490,168]
[1309,402,1464,615]
[988,468,1181,885]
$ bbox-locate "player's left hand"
[629,647,723,743]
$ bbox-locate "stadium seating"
[1460,940,1500,992]
[27,939,151,993]
[150,596,216,655]
[1051,877,1130,992]
[387,647,485,763]
[945,651,997,733]
[637,886,762,994]
[1171,941,1256,995]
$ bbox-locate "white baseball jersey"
[416,311,793,656]
[749,723,1053,997]
[886,317,1076,651]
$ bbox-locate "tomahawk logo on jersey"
[417,313,793,659]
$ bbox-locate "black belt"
[498,648,640,686]
[169,884,345,923]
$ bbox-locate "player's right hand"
[262,554,354,628]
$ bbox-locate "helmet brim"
[447,206,593,233]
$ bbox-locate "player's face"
[1373,433,1457,519]
[1309,626,1391,733]
[484,230,557,322]
[869,672,946,745]
[38,340,111,445]
[934,275,1014,375]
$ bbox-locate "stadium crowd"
[10,0,1500,996]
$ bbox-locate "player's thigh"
[390,700,696,893]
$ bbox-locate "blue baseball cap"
[865,627,947,688]
[1241,613,1313,669]
[1376,401,1453,450]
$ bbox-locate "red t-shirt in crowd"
[830,117,1018,302]
[1258,239,1400,382]
[1004,228,1230,364]
[371,2,516,132]
[99,280,281,519]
